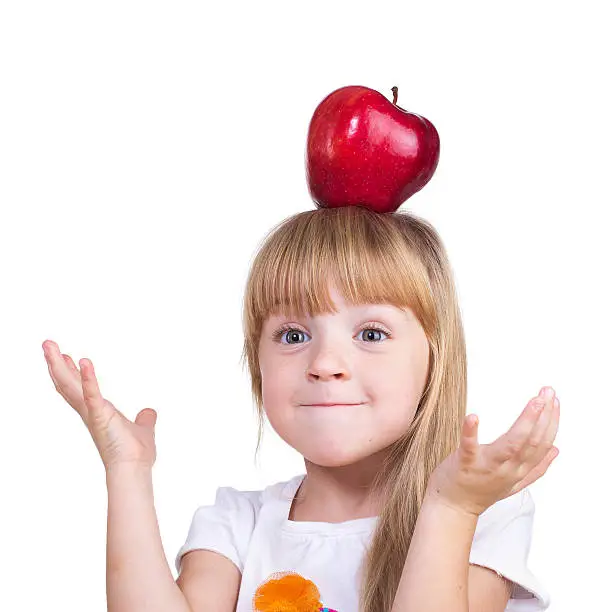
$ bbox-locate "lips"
[302,402,364,407]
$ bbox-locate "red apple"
[305,85,440,213]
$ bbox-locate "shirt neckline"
[279,473,379,535]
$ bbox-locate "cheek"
[368,356,422,396]
[363,356,426,425]
[261,365,294,414]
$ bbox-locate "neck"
[290,449,390,523]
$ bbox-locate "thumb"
[135,408,157,430]
[461,414,479,457]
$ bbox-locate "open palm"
[43,340,158,470]
[427,387,560,517]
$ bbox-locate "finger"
[510,446,559,495]
[63,354,81,378]
[135,408,157,431]
[543,396,560,447]
[461,414,479,459]
[492,395,548,464]
[521,391,556,463]
[44,341,81,387]
[79,358,113,422]
[43,341,88,420]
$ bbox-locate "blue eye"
[272,324,392,345]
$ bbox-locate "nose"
[305,362,351,381]
[304,332,352,381]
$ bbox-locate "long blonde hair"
[240,205,467,612]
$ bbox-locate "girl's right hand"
[42,340,158,471]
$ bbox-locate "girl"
[42,205,559,612]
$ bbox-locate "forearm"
[390,490,478,612]
[105,464,191,612]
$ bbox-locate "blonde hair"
[239,205,467,612]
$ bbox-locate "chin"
[298,440,381,468]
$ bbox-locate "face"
[258,284,430,468]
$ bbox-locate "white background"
[1,1,609,610]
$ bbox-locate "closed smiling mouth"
[300,402,364,407]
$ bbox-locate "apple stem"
[391,86,398,105]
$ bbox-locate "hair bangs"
[246,207,428,327]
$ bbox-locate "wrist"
[105,461,153,483]
[422,487,481,522]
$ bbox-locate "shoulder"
[211,472,302,514]
[211,484,265,517]
[175,474,302,574]
[185,478,278,539]
[470,488,551,609]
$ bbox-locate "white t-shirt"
[175,473,551,611]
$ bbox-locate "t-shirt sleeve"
[174,486,259,575]
[469,488,551,610]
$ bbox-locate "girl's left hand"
[426,386,560,517]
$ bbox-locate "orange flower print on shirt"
[253,571,338,612]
